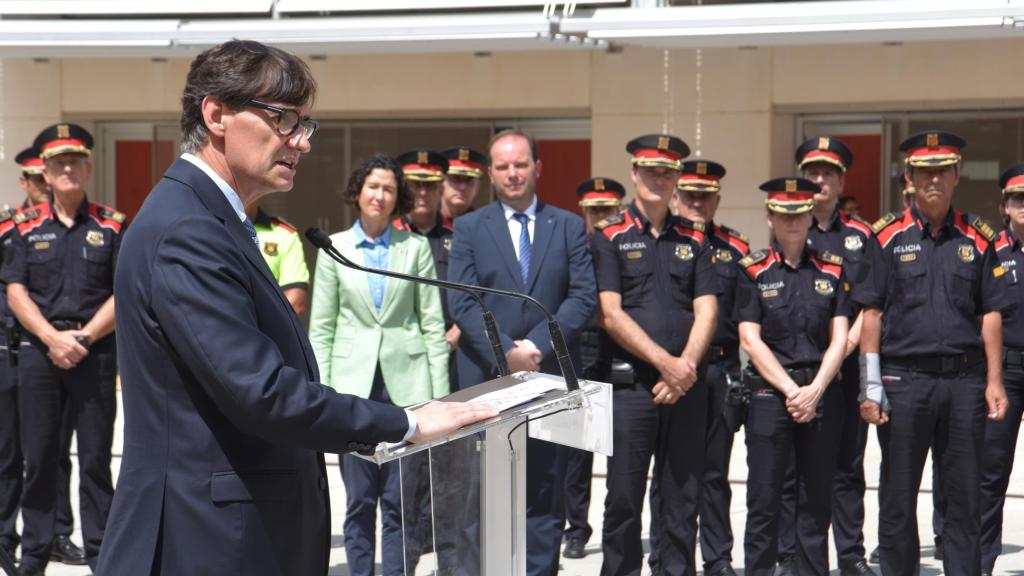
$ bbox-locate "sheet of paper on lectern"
[468,375,566,412]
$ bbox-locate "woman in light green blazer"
[308,154,447,576]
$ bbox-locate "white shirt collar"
[182,153,247,222]
[501,195,538,221]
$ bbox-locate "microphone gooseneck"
[305,227,511,378]
[305,228,579,392]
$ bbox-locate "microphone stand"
[306,228,580,392]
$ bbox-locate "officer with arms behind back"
[856,130,1009,576]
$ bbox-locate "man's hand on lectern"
[408,401,499,444]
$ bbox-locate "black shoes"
[708,566,738,576]
[774,555,797,576]
[933,536,943,561]
[562,536,586,559]
[50,535,87,566]
[840,559,878,576]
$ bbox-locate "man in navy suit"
[449,128,597,575]
[96,40,496,576]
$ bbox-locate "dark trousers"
[17,336,116,573]
[979,364,1024,572]
[877,366,986,576]
[601,377,707,576]
[563,446,593,543]
[743,383,841,576]
[698,361,740,574]
[341,366,422,576]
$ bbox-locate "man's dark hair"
[343,154,413,216]
[180,40,317,154]
[488,128,538,163]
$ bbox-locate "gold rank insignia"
[85,230,104,247]
[785,179,797,192]
[442,237,452,252]
[57,124,70,139]
[657,136,670,150]
[844,235,863,251]
[675,244,693,261]
[594,178,605,190]
[994,265,1007,278]
[417,151,429,164]
[927,133,939,147]
[264,242,278,256]
[717,249,733,262]
[697,162,707,175]
[958,244,975,263]
[458,148,470,161]
[815,278,834,296]
[818,137,830,150]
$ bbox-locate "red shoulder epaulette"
[15,203,49,235]
[810,251,843,279]
[874,210,915,249]
[672,218,706,243]
[0,208,17,236]
[270,217,297,234]
[840,212,873,237]
[714,224,750,255]
[995,229,1012,252]
[87,202,125,233]
[952,211,993,253]
[598,211,635,241]
[391,217,411,232]
[739,249,774,279]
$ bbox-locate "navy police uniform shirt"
[734,245,852,369]
[591,202,719,369]
[807,209,874,306]
[707,223,750,354]
[0,208,19,320]
[393,212,455,326]
[1,200,125,323]
[855,206,1007,357]
[994,228,1024,349]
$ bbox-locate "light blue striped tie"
[243,218,260,247]
[513,212,531,284]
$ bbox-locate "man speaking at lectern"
[97,40,496,576]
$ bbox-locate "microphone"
[305,227,510,378]
[305,227,580,392]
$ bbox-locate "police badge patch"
[814,278,834,296]
[675,244,694,261]
[264,242,278,256]
[442,237,452,252]
[844,235,863,251]
[717,249,733,262]
[85,230,105,247]
[958,244,975,263]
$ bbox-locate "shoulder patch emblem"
[739,249,769,268]
[594,214,623,230]
[971,216,996,241]
[871,212,897,234]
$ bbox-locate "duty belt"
[1005,348,1024,368]
[50,320,83,331]
[707,345,739,365]
[746,366,817,392]
[882,349,985,374]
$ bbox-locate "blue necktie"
[513,212,531,284]
[243,218,259,247]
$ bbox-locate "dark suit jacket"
[97,159,409,576]
[448,200,596,389]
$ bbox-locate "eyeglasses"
[244,99,319,140]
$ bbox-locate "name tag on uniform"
[626,250,643,260]
[762,289,779,298]
[900,253,917,263]
[33,241,49,250]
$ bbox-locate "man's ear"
[201,96,228,139]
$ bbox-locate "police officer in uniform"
[246,204,310,316]
[775,137,876,576]
[440,146,485,221]
[977,163,1024,576]
[562,177,623,561]
[735,177,850,576]
[591,134,718,576]
[857,130,1009,576]
[3,124,125,575]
